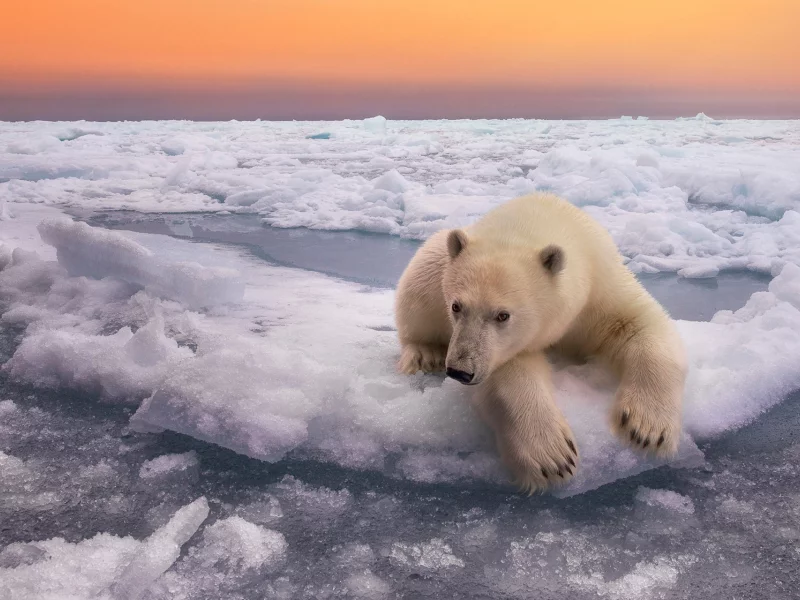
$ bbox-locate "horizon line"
[1,81,798,122]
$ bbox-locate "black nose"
[446,367,474,384]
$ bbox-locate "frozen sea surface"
[2,117,800,599]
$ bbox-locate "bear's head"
[442,228,564,386]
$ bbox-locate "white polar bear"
[394,193,687,493]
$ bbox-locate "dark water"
[84,211,770,322]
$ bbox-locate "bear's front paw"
[498,418,579,496]
[611,387,681,457]
[398,343,447,375]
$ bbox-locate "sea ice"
[0,497,209,600]
[1,216,798,497]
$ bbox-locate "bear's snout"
[446,367,475,385]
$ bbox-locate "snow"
[1,117,800,599]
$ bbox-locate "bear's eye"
[451,302,461,313]
[496,311,510,323]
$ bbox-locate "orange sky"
[2,0,799,91]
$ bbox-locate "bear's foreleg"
[474,352,579,494]
[608,324,686,456]
[395,231,452,375]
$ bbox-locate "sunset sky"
[2,0,799,120]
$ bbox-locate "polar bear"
[394,193,687,493]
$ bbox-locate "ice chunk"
[37,218,244,309]
[0,542,48,568]
[680,262,800,437]
[344,571,392,599]
[270,475,352,521]
[372,169,411,194]
[0,450,63,510]
[0,535,141,599]
[363,115,387,135]
[770,262,800,309]
[0,243,11,271]
[225,188,269,207]
[139,451,199,481]
[110,496,210,600]
[4,315,192,402]
[388,538,465,571]
[234,495,284,525]
[570,554,698,600]
[162,153,192,187]
[144,516,286,598]
[678,264,719,279]
[130,337,344,460]
[633,487,698,535]
[0,499,208,600]
[635,487,695,515]
[192,516,287,572]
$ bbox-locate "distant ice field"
[2,115,799,276]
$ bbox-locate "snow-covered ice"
[2,116,800,599]
[5,214,800,497]
[2,117,799,274]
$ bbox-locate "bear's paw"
[398,343,448,375]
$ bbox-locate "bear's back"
[467,193,617,259]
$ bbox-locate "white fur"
[395,193,687,494]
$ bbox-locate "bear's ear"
[447,229,469,259]
[540,244,564,275]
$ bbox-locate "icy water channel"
[87,211,771,322]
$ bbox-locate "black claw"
[635,436,643,445]
[657,433,665,448]
[642,439,650,448]
[566,439,576,454]
[620,411,629,427]
[567,456,576,467]
[557,470,564,478]
[565,466,573,476]
[541,467,549,479]
[630,430,637,441]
